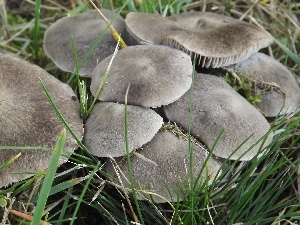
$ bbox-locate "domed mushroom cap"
[125,12,273,68]
[44,9,136,77]
[91,45,193,108]
[84,102,163,157]
[106,131,222,203]
[163,73,273,161]
[229,52,300,117]
[0,54,83,187]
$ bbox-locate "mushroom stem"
[89,0,127,48]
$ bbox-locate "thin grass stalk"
[57,174,76,225]
[89,0,128,48]
[33,0,41,59]
[0,153,21,171]
[31,129,66,225]
[124,84,144,224]
[71,37,88,119]
[86,39,120,116]
[187,56,196,223]
[70,162,100,225]
[39,79,97,162]
[66,1,128,84]
[274,38,300,67]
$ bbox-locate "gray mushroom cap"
[84,102,163,157]
[125,12,273,68]
[163,73,273,161]
[106,131,222,203]
[0,54,83,187]
[90,45,193,108]
[44,9,136,77]
[228,52,300,117]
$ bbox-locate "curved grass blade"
[31,129,66,225]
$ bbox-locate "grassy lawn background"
[0,0,300,224]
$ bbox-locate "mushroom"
[0,54,83,187]
[163,73,273,161]
[125,12,273,67]
[84,102,163,157]
[106,131,222,203]
[44,9,137,77]
[90,45,193,108]
[227,52,300,117]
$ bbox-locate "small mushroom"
[163,73,273,161]
[106,131,222,203]
[44,9,136,77]
[228,52,300,117]
[125,12,273,67]
[0,54,83,187]
[84,102,163,157]
[90,45,193,108]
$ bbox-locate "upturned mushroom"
[0,54,83,187]
[227,52,300,117]
[90,45,193,108]
[163,73,273,161]
[125,11,273,67]
[44,9,136,77]
[106,131,222,203]
[84,102,163,157]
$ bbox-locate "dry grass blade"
[89,0,127,48]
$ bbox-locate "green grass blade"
[67,4,88,17]
[33,0,41,59]
[39,79,96,162]
[71,37,88,119]
[274,38,300,67]
[86,39,120,116]
[70,162,100,225]
[66,1,128,85]
[31,129,66,225]
[187,56,196,224]
[0,153,21,171]
[124,85,144,224]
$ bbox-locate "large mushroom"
[84,102,163,157]
[125,11,273,67]
[106,131,222,203]
[0,54,83,187]
[44,9,136,77]
[90,45,193,108]
[163,73,273,161]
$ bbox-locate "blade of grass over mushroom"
[187,56,196,223]
[71,37,88,119]
[274,38,300,67]
[67,3,89,17]
[32,0,41,59]
[87,39,120,116]
[124,84,144,224]
[39,79,95,161]
[89,0,127,48]
[0,153,21,171]
[31,129,66,225]
[66,2,127,84]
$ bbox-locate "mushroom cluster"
[41,9,300,202]
[0,54,83,187]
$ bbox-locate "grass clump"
[223,71,262,105]
[0,0,300,225]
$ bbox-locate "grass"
[0,0,300,224]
